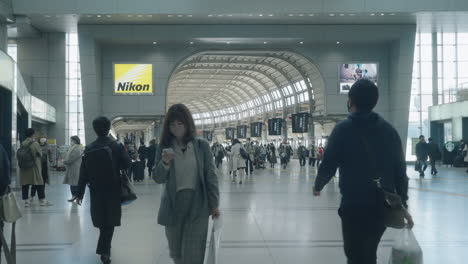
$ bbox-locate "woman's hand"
[404,210,414,229]
[162,150,176,164]
[211,208,221,219]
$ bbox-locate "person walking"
[147,139,157,177]
[308,144,317,167]
[427,138,441,176]
[213,142,226,169]
[297,143,307,167]
[231,139,247,184]
[31,137,53,205]
[267,143,277,168]
[415,135,429,178]
[313,79,413,264]
[463,143,468,173]
[76,117,131,264]
[316,144,324,167]
[138,140,147,174]
[152,104,220,264]
[63,136,82,202]
[18,129,52,207]
[244,139,255,175]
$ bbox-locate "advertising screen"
[114,64,153,95]
[268,118,283,136]
[292,113,309,133]
[250,122,263,137]
[225,128,235,140]
[339,63,377,94]
[237,125,247,139]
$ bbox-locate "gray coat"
[63,144,82,186]
[153,138,220,226]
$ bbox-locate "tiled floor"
[5,161,468,263]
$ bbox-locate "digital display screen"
[339,63,378,94]
[268,118,283,136]
[237,125,247,139]
[250,122,263,137]
[292,113,309,133]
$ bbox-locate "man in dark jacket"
[0,143,11,259]
[427,138,441,175]
[313,79,413,264]
[415,135,428,177]
[146,139,158,177]
[76,117,131,264]
[297,143,307,167]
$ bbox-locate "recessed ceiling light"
[227,14,233,17]
[349,14,355,16]
[309,14,314,16]
[45,15,51,18]
[339,14,345,16]
[268,14,274,17]
[299,14,305,17]
[187,15,193,17]
[138,15,143,17]
[128,15,133,17]
[329,14,335,16]
[147,15,153,17]
[380,13,385,16]
[299,41,304,44]
[153,41,157,44]
[177,15,183,17]
[190,41,194,45]
[168,15,173,17]
[208,14,213,17]
[227,42,231,44]
[217,14,224,17]
[259,14,264,17]
[97,15,102,18]
[106,15,112,18]
[263,41,268,44]
[370,13,375,16]
[248,14,253,17]
[390,13,395,16]
[336,41,341,44]
[288,14,294,17]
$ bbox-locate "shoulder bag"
[359,132,407,229]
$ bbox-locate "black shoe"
[101,254,111,264]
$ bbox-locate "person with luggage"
[146,139,158,177]
[63,136,83,202]
[313,79,413,264]
[152,104,220,264]
[308,144,317,167]
[244,139,255,175]
[232,139,248,184]
[18,128,53,207]
[427,138,441,176]
[138,140,147,171]
[297,143,308,167]
[30,137,53,205]
[76,116,132,264]
[415,135,429,178]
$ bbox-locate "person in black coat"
[76,117,131,264]
[415,135,429,177]
[146,139,158,177]
[427,138,441,175]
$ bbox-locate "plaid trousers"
[165,189,209,264]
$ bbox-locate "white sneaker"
[24,200,31,208]
[40,200,53,206]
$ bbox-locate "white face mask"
[40,138,47,144]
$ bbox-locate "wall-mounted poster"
[292,113,309,133]
[202,131,213,142]
[237,125,247,139]
[114,64,153,95]
[225,128,235,140]
[339,63,378,94]
[268,118,283,136]
[250,122,263,137]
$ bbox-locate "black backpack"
[240,147,249,160]
[17,141,35,169]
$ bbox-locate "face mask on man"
[40,138,47,145]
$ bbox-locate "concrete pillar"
[0,23,7,53]
[452,117,463,141]
[308,119,315,147]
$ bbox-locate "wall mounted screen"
[339,63,377,94]
[250,122,263,137]
[237,125,247,139]
[292,113,309,133]
[268,118,283,136]
[114,64,153,95]
[226,128,235,140]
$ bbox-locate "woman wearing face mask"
[30,137,53,206]
[153,104,220,264]
[63,136,83,202]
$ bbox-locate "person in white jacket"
[231,139,247,184]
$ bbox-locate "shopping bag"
[0,188,22,223]
[205,216,223,264]
[388,228,423,264]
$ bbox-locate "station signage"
[250,122,263,137]
[292,113,309,133]
[237,125,247,139]
[268,118,283,136]
[114,64,153,95]
[225,128,235,140]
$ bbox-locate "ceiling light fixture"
[339,14,345,16]
[187,15,193,17]
[288,14,294,17]
[128,15,133,17]
[349,14,355,16]
[45,15,51,18]
[217,14,224,17]
[336,41,341,44]
[168,15,173,17]
[268,14,274,17]
[153,41,157,44]
[309,14,314,16]
[97,15,102,18]
[329,14,335,16]
[370,13,375,16]
[300,41,304,44]
[227,42,231,44]
[380,13,385,16]
[263,41,268,44]
[259,14,264,17]
[138,15,143,17]
[390,13,395,16]
[106,15,112,18]
[208,14,213,17]
[190,41,194,45]
[299,14,304,17]
[147,15,153,17]
[227,14,233,17]
[177,15,183,17]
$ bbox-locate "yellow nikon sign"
[114,64,153,94]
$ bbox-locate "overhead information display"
[237,125,247,139]
[292,113,309,133]
[268,118,283,136]
[226,128,235,140]
[114,64,153,95]
[250,122,263,137]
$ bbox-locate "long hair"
[160,104,196,147]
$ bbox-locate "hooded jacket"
[314,112,409,208]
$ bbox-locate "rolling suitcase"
[134,160,145,181]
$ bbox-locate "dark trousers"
[417,159,428,175]
[430,159,438,175]
[70,186,79,197]
[23,185,45,200]
[299,157,306,166]
[245,158,253,174]
[97,226,115,255]
[148,164,154,177]
[309,157,316,167]
[215,157,223,168]
[339,207,386,264]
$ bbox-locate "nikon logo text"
[117,82,151,92]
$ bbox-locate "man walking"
[297,143,307,167]
[427,138,441,175]
[415,135,428,177]
[313,79,413,264]
[244,138,255,175]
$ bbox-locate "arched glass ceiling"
[167,50,325,128]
